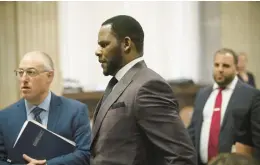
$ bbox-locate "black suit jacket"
[91,61,197,165]
[237,71,256,88]
[234,85,260,160]
[188,80,259,165]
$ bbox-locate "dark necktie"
[208,88,224,161]
[102,77,118,103]
[31,107,44,124]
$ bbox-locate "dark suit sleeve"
[250,91,260,156]
[187,90,201,147]
[135,80,197,165]
[47,104,91,165]
[0,122,10,165]
[0,115,24,165]
[248,72,256,88]
[236,90,260,154]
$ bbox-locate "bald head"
[18,51,55,105]
[238,52,247,57]
[22,51,54,71]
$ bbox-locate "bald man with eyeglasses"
[0,51,91,165]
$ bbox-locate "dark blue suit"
[0,93,91,165]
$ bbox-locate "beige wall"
[0,2,62,109]
[1,1,260,108]
[221,2,260,88]
[0,2,19,109]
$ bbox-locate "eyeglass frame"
[14,67,53,78]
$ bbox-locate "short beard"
[215,75,235,88]
[104,46,123,76]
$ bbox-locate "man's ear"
[123,37,131,53]
[48,71,54,77]
[47,71,54,82]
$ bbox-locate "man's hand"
[23,154,46,165]
[235,142,254,156]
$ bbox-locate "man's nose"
[217,66,224,72]
[95,47,102,57]
[20,73,29,82]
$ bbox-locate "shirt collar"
[115,57,144,81]
[213,75,238,90]
[25,91,52,115]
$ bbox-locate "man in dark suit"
[188,48,260,165]
[0,51,91,165]
[91,15,196,165]
[237,52,256,88]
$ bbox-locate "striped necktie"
[31,107,44,124]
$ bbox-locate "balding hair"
[23,51,54,70]
[238,52,248,60]
[238,52,247,56]
[215,48,238,65]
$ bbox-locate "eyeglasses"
[14,68,49,78]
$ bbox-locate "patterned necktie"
[208,88,224,161]
[31,107,44,124]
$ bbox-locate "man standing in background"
[188,48,260,165]
[237,52,256,88]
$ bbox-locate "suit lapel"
[91,61,146,143]
[92,97,103,124]
[220,80,242,131]
[11,100,27,146]
[47,93,62,132]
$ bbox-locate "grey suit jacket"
[91,61,197,165]
[188,80,259,164]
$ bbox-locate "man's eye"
[100,43,108,48]
[18,71,24,75]
[27,70,36,75]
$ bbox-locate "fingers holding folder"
[9,120,76,164]
[23,154,46,165]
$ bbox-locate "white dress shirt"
[114,57,144,81]
[109,57,144,89]
[200,76,238,163]
[110,57,143,90]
